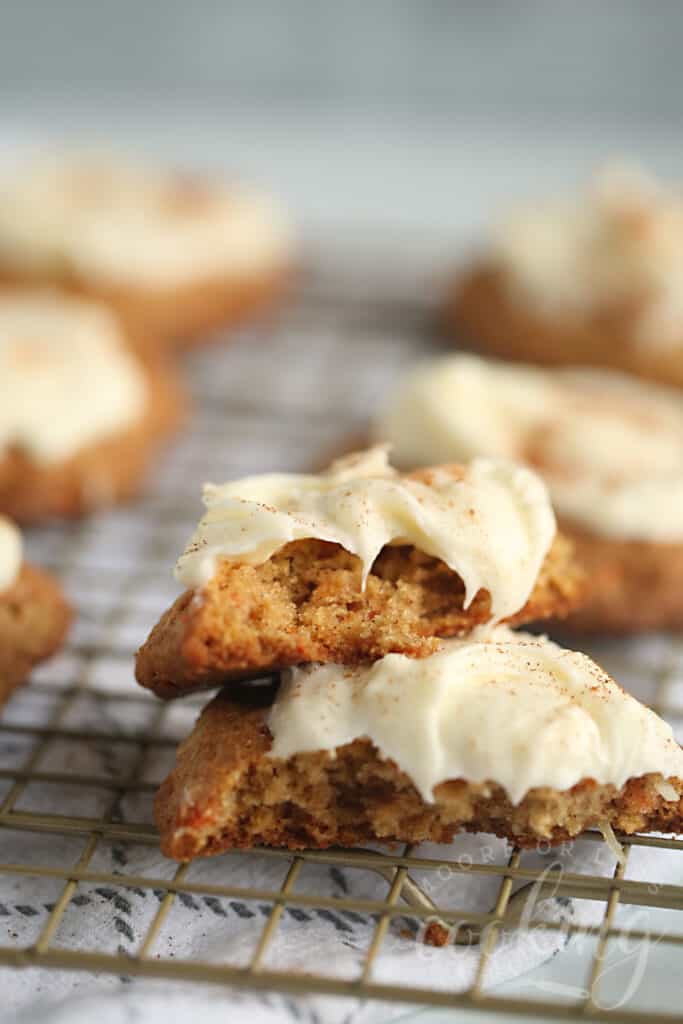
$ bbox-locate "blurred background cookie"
[0,289,184,521]
[375,353,683,633]
[0,154,294,348]
[0,516,71,706]
[446,164,683,389]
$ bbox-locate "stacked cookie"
[4,148,683,866]
[135,449,683,861]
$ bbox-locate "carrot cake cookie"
[0,517,71,706]
[375,353,683,632]
[0,154,293,346]
[448,164,683,388]
[156,626,683,858]
[136,447,583,697]
[0,289,183,521]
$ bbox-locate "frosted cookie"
[448,164,683,388]
[0,154,293,347]
[135,447,583,698]
[156,626,683,858]
[0,290,183,522]
[375,353,683,633]
[0,518,71,706]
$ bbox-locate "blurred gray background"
[1,1,683,241]
[2,0,682,120]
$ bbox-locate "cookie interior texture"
[447,263,683,389]
[156,693,683,861]
[0,350,185,523]
[0,563,71,704]
[136,533,583,698]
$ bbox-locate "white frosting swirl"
[375,354,683,542]
[268,626,683,805]
[175,448,555,622]
[0,517,22,592]
[0,155,292,287]
[0,291,147,463]
[494,163,683,346]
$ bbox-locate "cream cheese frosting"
[375,354,683,542]
[0,291,147,464]
[0,155,292,287]
[0,517,22,592]
[175,447,556,621]
[494,163,683,346]
[267,626,683,805]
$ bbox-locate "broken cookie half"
[136,448,583,697]
[156,626,683,859]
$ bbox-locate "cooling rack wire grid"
[1,244,683,1023]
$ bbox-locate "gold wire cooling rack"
[1,260,683,1023]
